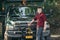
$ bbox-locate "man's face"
[37,8,42,14]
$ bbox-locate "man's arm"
[28,14,37,26]
[42,14,47,32]
[43,21,47,32]
[28,19,35,26]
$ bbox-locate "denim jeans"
[36,27,45,40]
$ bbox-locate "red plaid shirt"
[34,12,47,27]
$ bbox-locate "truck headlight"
[10,21,15,25]
[6,24,14,30]
[9,25,14,29]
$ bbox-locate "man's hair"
[37,7,42,9]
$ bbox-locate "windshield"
[9,6,37,21]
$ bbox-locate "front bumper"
[5,31,23,37]
[5,31,34,38]
[43,30,50,36]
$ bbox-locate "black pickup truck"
[4,6,50,40]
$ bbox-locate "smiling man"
[28,7,47,40]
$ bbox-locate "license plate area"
[25,36,33,39]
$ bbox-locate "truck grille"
[8,22,36,36]
[15,23,27,26]
[14,22,36,31]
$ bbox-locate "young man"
[28,7,47,40]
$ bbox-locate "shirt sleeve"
[34,15,37,20]
[42,14,47,21]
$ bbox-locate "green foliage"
[44,0,60,27]
[0,3,2,12]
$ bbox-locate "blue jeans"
[36,27,45,40]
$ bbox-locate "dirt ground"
[51,37,60,40]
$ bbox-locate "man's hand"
[43,25,46,32]
[28,19,34,26]
[43,29,46,32]
[28,23,31,26]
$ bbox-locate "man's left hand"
[43,29,46,32]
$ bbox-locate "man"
[28,7,47,40]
